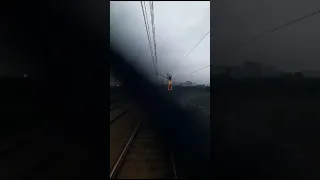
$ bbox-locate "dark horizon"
[212,0,320,72]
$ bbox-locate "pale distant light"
[23,74,28,78]
[117,85,119,87]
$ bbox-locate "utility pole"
[167,73,172,91]
[156,72,172,91]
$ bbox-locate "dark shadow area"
[0,1,210,179]
[212,73,320,179]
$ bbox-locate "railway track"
[110,102,127,123]
[110,105,177,179]
[110,109,126,124]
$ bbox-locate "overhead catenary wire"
[157,30,210,83]
[143,1,157,74]
[113,2,207,84]
[191,64,210,74]
[141,2,209,84]
[138,2,210,84]
[174,63,206,83]
[113,3,160,84]
[171,30,210,71]
[151,33,207,83]
[173,64,210,83]
[153,36,208,83]
[183,31,210,61]
[217,8,320,55]
[140,1,157,77]
[150,1,158,71]
[169,30,210,83]
[149,1,160,84]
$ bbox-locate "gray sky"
[110,1,210,85]
[212,0,320,72]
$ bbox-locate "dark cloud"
[212,0,320,72]
[110,1,210,84]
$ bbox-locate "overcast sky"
[212,0,320,72]
[110,1,210,85]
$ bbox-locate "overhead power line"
[218,8,320,54]
[156,72,168,79]
[150,1,160,83]
[140,1,157,76]
[143,1,156,71]
[174,64,210,83]
[168,30,210,82]
[149,33,207,83]
[183,31,210,60]
[174,63,205,83]
[191,64,210,74]
[150,1,158,71]
[171,30,210,71]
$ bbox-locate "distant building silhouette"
[293,72,304,78]
[184,81,193,86]
[213,62,285,78]
[301,70,320,77]
[242,61,263,77]
[262,66,282,77]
